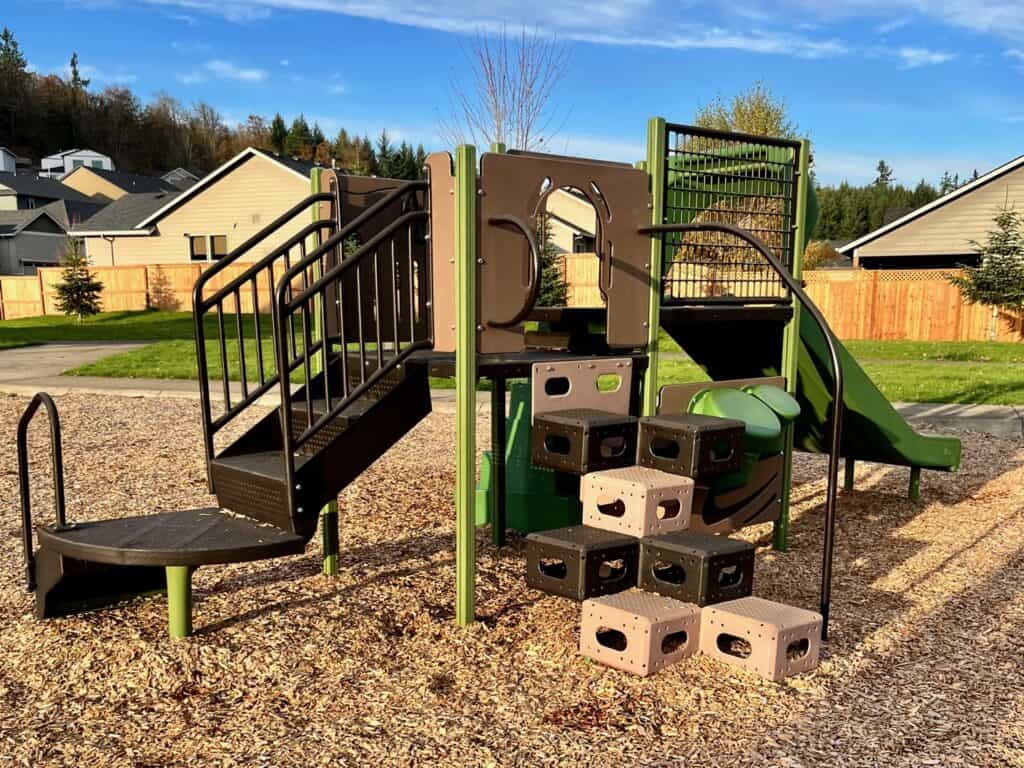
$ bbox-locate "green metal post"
[844,457,855,491]
[642,117,667,417]
[909,466,921,501]
[308,169,340,575]
[166,566,192,639]
[454,144,478,626]
[774,138,811,552]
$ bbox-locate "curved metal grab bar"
[17,392,68,592]
[486,215,542,328]
[640,221,844,640]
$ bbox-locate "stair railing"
[642,221,843,640]
[17,392,67,592]
[192,192,337,478]
[272,182,432,520]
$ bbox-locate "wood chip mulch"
[1,392,1022,767]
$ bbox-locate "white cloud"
[1006,48,1024,59]
[280,58,290,66]
[876,17,911,34]
[327,73,347,94]
[897,46,955,67]
[204,59,268,81]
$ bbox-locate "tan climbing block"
[700,596,822,682]
[580,590,700,677]
[582,466,694,537]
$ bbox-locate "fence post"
[38,269,46,316]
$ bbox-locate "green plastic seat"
[743,384,801,424]
[688,387,783,456]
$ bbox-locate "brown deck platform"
[36,508,306,568]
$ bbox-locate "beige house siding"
[544,189,597,253]
[855,164,1024,261]
[82,156,309,267]
[61,167,127,203]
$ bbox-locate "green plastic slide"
[793,314,961,471]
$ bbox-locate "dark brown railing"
[273,181,432,520]
[17,392,67,592]
[192,192,337,479]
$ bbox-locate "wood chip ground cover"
[1,393,1022,766]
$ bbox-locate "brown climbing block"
[700,596,822,682]
[582,466,694,538]
[637,413,744,480]
[580,590,700,677]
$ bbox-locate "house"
[40,148,114,179]
[71,147,314,266]
[839,155,1024,269]
[0,172,105,225]
[0,147,15,174]
[0,208,68,275]
[161,167,201,191]
[543,188,598,253]
[61,166,180,203]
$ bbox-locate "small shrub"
[54,235,103,321]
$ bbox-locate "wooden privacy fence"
[561,254,1024,343]
[0,263,288,320]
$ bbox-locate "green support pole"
[909,466,921,501]
[308,169,340,575]
[166,566,192,639]
[844,457,855,491]
[642,117,667,417]
[773,138,811,552]
[454,144,478,627]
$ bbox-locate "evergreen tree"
[535,214,568,306]
[375,130,395,177]
[284,114,313,158]
[0,27,28,95]
[310,121,325,147]
[270,113,287,153]
[949,207,1024,313]
[55,236,103,321]
[874,160,894,187]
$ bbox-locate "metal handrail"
[17,393,67,592]
[641,221,844,640]
[273,207,432,521]
[276,180,428,290]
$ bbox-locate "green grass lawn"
[2,309,1023,405]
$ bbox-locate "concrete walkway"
[0,342,1021,437]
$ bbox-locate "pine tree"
[311,121,325,147]
[0,27,28,95]
[270,113,287,153]
[55,236,103,321]
[375,130,394,177]
[874,160,894,187]
[535,214,568,306]
[284,114,313,159]
[949,207,1024,313]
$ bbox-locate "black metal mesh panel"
[660,124,800,305]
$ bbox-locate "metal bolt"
[295,484,302,491]
[476,324,484,331]
[297,507,304,514]
[642,321,649,327]
[477,258,484,264]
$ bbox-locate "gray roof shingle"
[72,191,180,233]
[76,167,180,194]
[0,172,97,204]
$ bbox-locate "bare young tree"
[439,27,570,151]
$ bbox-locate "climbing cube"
[580,590,701,676]
[700,596,822,682]
[532,409,638,475]
[637,413,744,480]
[525,526,638,601]
[639,531,754,606]
[582,466,694,538]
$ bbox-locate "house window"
[189,235,209,261]
[572,233,596,253]
[189,235,228,262]
[91,160,103,169]
[72,159,84,169]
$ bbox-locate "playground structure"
[16,119,961,675]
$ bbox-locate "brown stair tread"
[210,450,311,482]
[36,508,306,567]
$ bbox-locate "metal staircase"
[19,176,436,632]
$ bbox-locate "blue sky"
[6,0,1024,185]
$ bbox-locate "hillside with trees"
[0,27,426,178]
